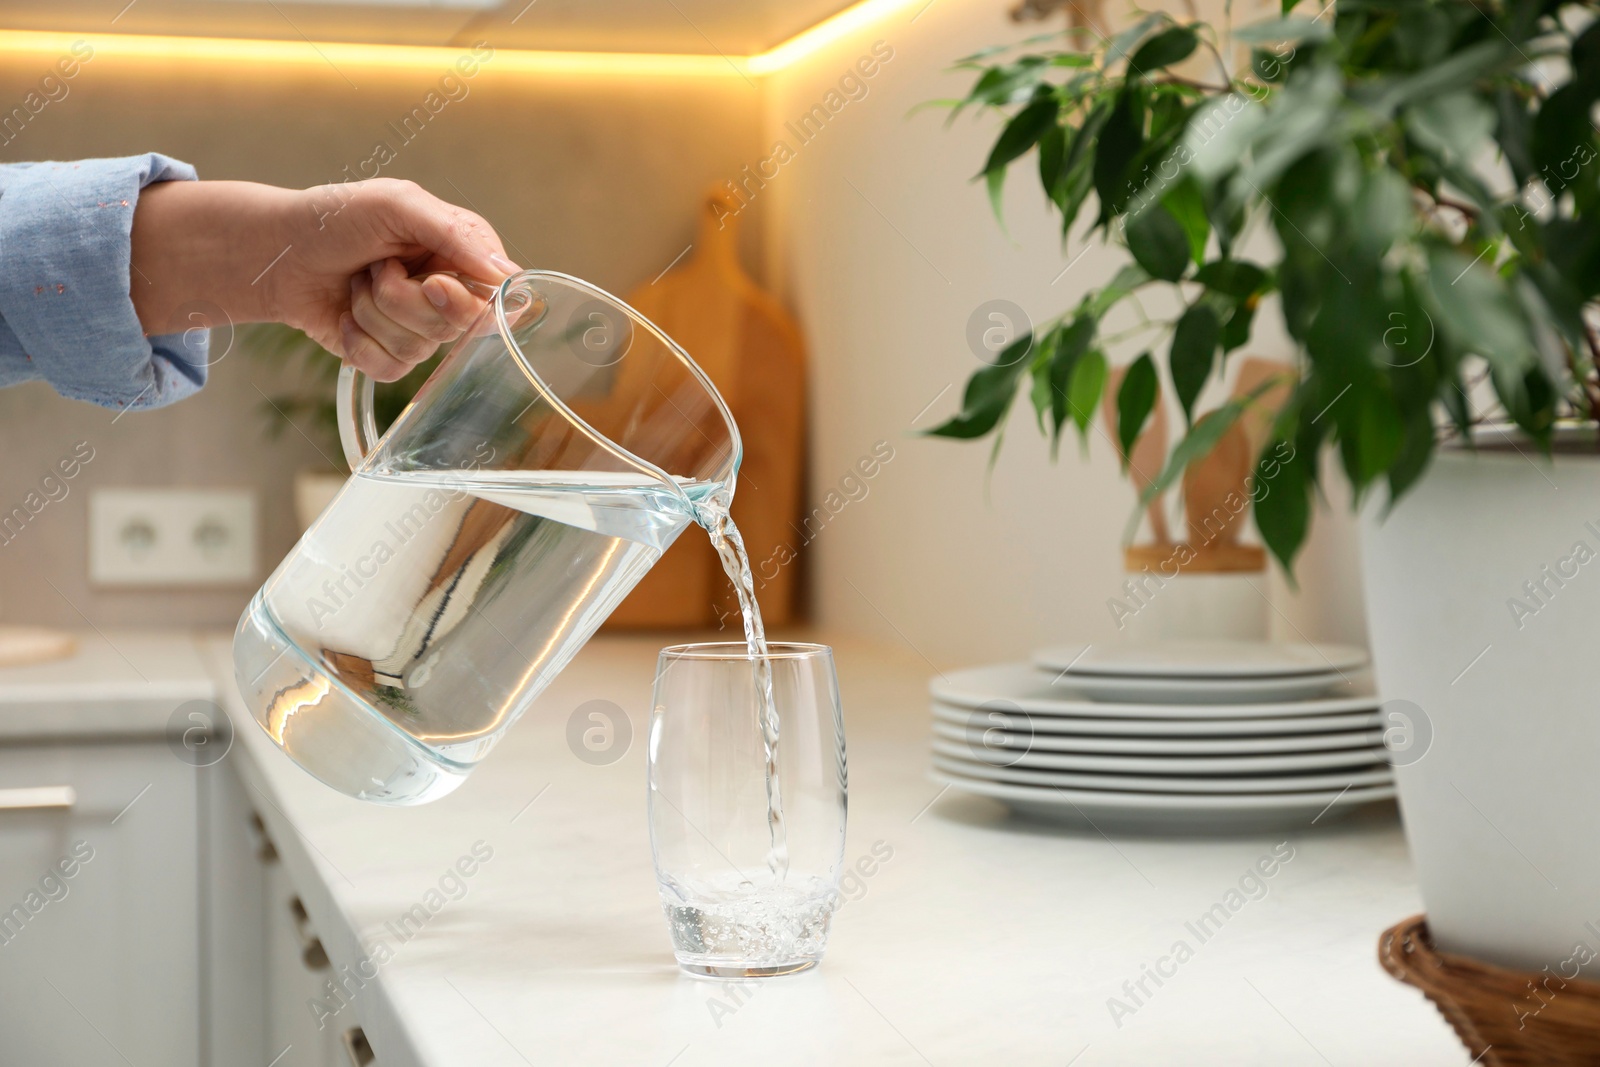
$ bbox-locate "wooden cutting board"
[0,626,75,667]
[603,187,806,629]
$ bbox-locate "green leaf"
[1390,2,1452,67]
[1385,407,1436,510]
[1068,349,1108,444]
[1494,87,1535,189]
[1147,86,1194,140]
[956,55,1051,115]
[1038,124,1066,203]
[1125,400,1248,541]
[953,42,1021,66]
[1425,247,1534,375]
[1049,315,1096,443]
[1405,91,1497,167]
[1530,80,1600,184]
[1233,17,1331,45]
[1124,203,1191,281]
[925,336,1032,439]
[1107,13,1167,67]
[1027,325,1061,432]
[1129,26,1198,74]
[1161,179,1210,265]
[1351,168,1414,257]
[986,167,1007,226]
[1542,217,1600,304]
[1169,303,1222,422]
[1346,382,1404,491]
[1057,99,1110,234]
[981,89,1059,225]
[1183,94,1266,184]
[1116,353,1158,465]
[1251,48,1293,84]
[952,32,1063,66]
[1220,300,1256,353]
[1029,360,1053,432]
[1230,65,1342,198]
[1194,259,1267,298]
[1252,441,1310,575]
[982,91,1060,175]
[1492,363,1558,449]
[1086,264,1152,318]
[1369,40,1513,118]
[1094,87,1146,224]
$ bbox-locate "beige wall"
[0,42,766,627]
[759,0,1366,665]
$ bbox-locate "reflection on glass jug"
[233,270,741,804]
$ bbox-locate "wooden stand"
[1124,542,1266,575]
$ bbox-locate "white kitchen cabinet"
[0,741,201,1067]
[0,634,371,1066]
[0,739,357,1067]
[264,859,346,1067]
[202,754,347,1067]
[201,758,269,1066]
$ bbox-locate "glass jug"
[233,270,741,804]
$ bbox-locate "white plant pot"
[293,470,347,533]
[1118,573,1268,641]
[1360,436,1600,975]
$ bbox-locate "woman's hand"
[130,178,518,381]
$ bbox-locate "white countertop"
[194,632,1466,1066]
[0,629,215,740]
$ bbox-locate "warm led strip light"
[747,0,924,74]
[0,29,745,76]
[0,0,926,77]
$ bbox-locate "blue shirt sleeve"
[0,153,209,411]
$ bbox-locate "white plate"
[930,719,1386,754]
[930,768,1398,834]
[930,738,1387,776]
[1032,640,1369,678]
[1039,670,1351,704]
[932,700,1383,737]
[931,755,1393,794]
[933,664,1376,718]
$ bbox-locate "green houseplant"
[931,0,1600,997]
[247,323,443,528]
[247,323,443,466]
[930,0,1600,572]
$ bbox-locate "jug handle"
[336,363,379,470]
[335,272,503,471]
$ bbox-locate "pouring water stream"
[693,488,789,879]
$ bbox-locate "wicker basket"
[1379,914,1600,1066]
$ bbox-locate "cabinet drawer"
[0,740,200,1067]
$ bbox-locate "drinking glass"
[648,642,847,977]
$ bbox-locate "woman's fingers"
[418,273,492,327]
[349,269,437,367]
[369,257,485,340]
[340,259,495,382]
[338,311,410,382]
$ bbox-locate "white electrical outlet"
[89,489,256,587]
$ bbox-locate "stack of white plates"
[929,641,1394,833]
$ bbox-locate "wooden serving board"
[0,626,76,667]
[604,188,806,628]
